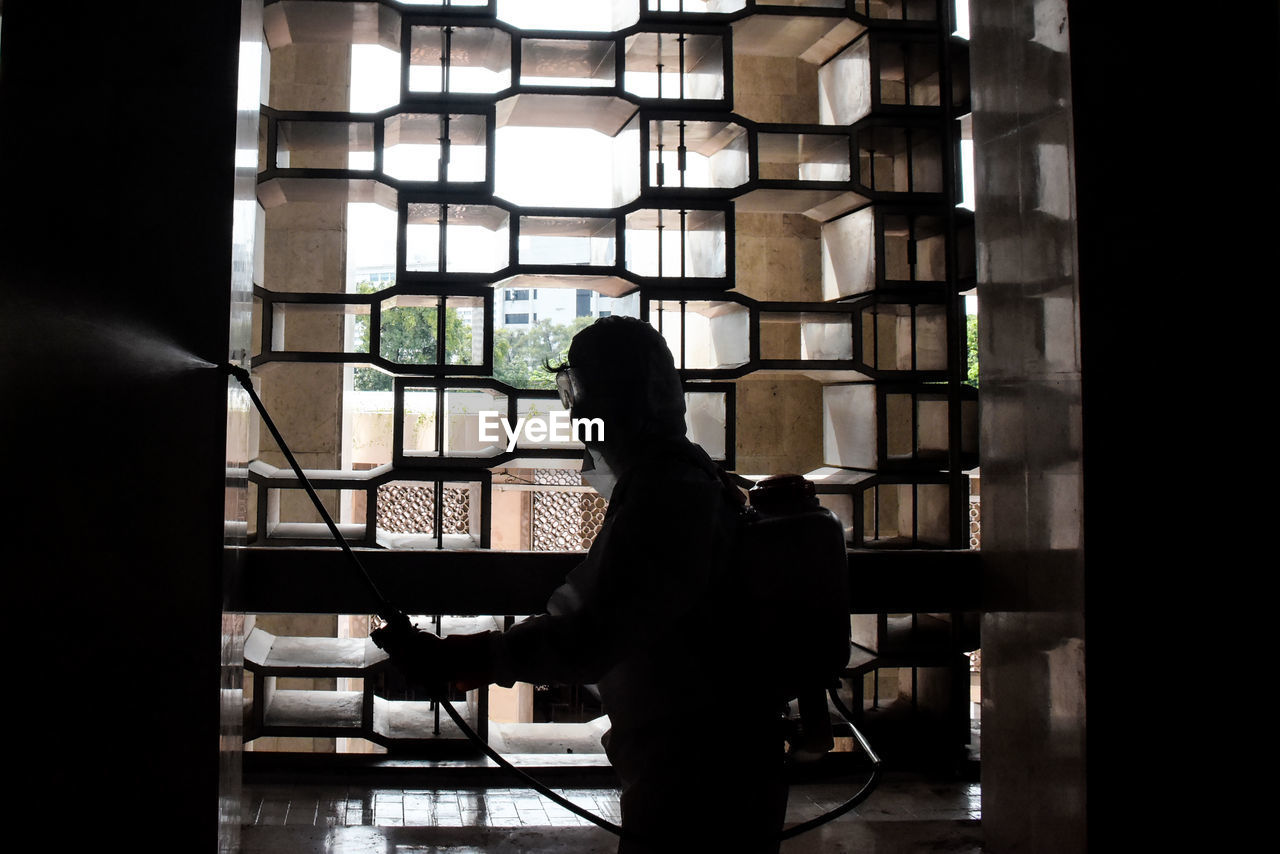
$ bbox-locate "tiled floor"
[241,773,982,852]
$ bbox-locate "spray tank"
[738,473,851,762]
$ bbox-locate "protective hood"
[566,316,686,441]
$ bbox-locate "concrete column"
[1,2,248,844]
[257,42,351,525]
[250,42,353,753]
[970,0,1086,849]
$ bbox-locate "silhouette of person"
[374,315,787,853]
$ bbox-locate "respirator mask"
[579,445,617,500]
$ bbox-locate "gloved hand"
[371,614,450,697]
[371,614,497,698]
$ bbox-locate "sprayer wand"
[222,363,406,629]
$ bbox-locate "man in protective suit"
[373,315,787,853]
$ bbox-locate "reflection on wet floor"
[242,773,982,853]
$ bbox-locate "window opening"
[244,0,976,758]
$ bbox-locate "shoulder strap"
[674,437,748,508]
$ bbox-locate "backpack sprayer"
[223,362,880,840]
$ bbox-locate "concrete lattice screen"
[374,475,607,548]
[531,469,609,552]
[240,0,978,757]
[376,483,472,536]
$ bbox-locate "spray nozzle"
[219,362,252,386]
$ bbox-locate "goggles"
[555,367,586,410]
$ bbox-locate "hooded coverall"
[489,434,788,853]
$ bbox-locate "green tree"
[493,316,594,389]
[352,281,474,391]
[966,312,979,387]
